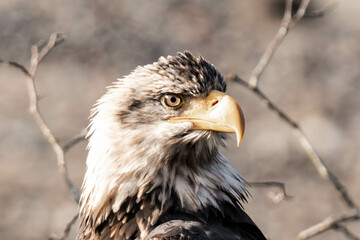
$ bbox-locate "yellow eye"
[161,94,183,108]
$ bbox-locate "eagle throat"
[79,127,249,239]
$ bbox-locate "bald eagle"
[77,52,266,240]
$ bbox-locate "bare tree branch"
[227,74,359,212]
[227,1,359,239]
[49,213,79,240]
[249,181,292,203]
[0,33,80,204]
[248,0,310,88]
[27,33,80,203]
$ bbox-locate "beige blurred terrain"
[0,0,359,239]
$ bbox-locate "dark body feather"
[79,189,265,240]
[77,52,266,240]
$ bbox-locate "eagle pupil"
[170,97,176,103]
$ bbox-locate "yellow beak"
[167,90,245,146]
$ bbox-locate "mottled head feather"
[144,51,226,96]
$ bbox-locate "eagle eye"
[161,94,183,108]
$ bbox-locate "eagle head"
[78,51,256,240]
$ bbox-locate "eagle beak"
[168,90,245,146]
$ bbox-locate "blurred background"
[0,0,359,239]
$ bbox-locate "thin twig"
[49,213,79,240]
[297,216,335,240]
[63,130,87,153]
[290,0,311,26]
[335,225,360,240]
[297,211,360,240]
[249,181,292,203]
[248,0,310,88]
[306,1,339,18]
[1,33,80,204]
[0,59,31,77]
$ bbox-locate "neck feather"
[80,122,248,228]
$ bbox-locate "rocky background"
[0,0,359,239]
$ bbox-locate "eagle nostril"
[211,99,219,107]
